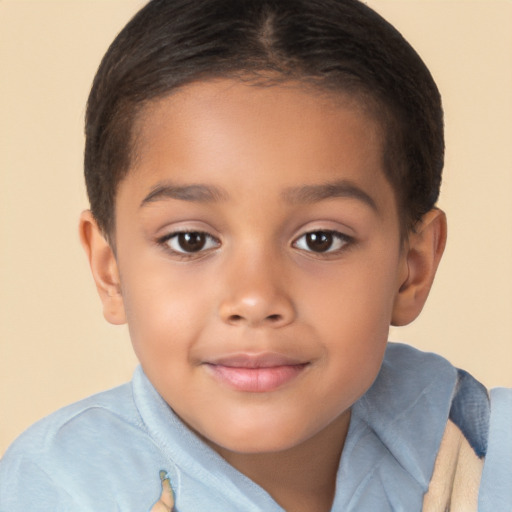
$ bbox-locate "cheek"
[119,259,215,362]
[300,251,399,330]
[299,251,399,373]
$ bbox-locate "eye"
[293,230,351,254]
[163,231,220,254]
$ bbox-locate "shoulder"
[383,341,455,373]
[0,381,150,510]
[352,344,490,484]
[381,343,490,457]
[2,381,140,461]
[479,387,512,510]
[352,343,458,484]
[376,342,459,406]
[381,344,512,510]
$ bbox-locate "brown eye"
[166,231,219,254]
[305,231,333,252]
[294,230,351,254]
[177,232,206,252]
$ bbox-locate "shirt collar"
[349,343,457,489]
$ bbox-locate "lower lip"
[205,364,308,393]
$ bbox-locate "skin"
[80,79,446,512]
[150,471,175,512]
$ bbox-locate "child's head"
[84,0,444,240]
[80,0,446,457]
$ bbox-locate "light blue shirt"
[0,343,510,511]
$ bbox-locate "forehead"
[134,79,382,142]
[123,79,394,214]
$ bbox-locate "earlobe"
[79,210,127,325]
[391,209,447,326]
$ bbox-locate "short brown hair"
[85,0,444,238]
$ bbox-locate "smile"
[203,354,309,393]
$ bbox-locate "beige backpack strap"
[422,419,484,512]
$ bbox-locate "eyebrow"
[282,180,378,211]
[140,182,228,207]
[140,179,378,211]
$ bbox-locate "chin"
[203,421,313,455]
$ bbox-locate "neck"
[211,410,351,512]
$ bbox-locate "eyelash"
[158,231,220,259]
[157,229,353,259]
[292,230,353,256]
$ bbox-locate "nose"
[218,252,296,328]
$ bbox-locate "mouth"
[203,353,310,393]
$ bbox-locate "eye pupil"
[178,232,206,252]
[306,231,333,252]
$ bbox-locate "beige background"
[1,0,511,456]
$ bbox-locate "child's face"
[112,79,408,453]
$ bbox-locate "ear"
[392,208,447,326]
[79,210,126,325]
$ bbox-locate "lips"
[203,353,309,393]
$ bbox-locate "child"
[0,0,510,510]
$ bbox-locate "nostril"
[227,313,283,324]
